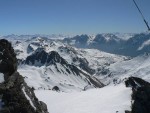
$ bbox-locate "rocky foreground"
[0,39,48,113]
[125,77,150,113]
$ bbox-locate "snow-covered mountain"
[63,33,150,57]
[4,32,150,57]
[11,35,150,89]
[19,49,104,92]
[10,37,128,92]
[12,37,110,92]
[3,33,150,113]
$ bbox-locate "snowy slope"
[13,41,30,60]
[18,63,103,92]
[78,49,127,71]
[35,83,132,113]
[101,53,150,84]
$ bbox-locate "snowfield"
[108,54,150,83]
[35,83,132,113]
[18,64,99,92]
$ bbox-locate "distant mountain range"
[62,32,150,57]
[3,32,150,57]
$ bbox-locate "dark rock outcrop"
[52,86,60,91]
[25,49,67,66]
[0,39,48,113]
[27,44,34,54]
[0,39,17,76]
[125,77,150,113]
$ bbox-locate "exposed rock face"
[25,49,67,66]
[27,44,34,54]
[0,39,17,76]
[125,77,150,113]
[0,39,48,113]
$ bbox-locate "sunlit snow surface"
[35,83,131,113]
[108,54,150,83]
[18,65,90,92]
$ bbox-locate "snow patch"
[138,39,150,50]
[0,73,4,83]
[22,87,36,110]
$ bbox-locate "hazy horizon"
[0,32,144,37]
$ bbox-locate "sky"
[0,0,150,35]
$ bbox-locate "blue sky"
[0,0,150,35]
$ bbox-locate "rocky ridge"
[0,39,48,113]
[125,77,150,113]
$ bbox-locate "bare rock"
[0,39,49,113]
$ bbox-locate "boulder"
[52,86,60,91]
